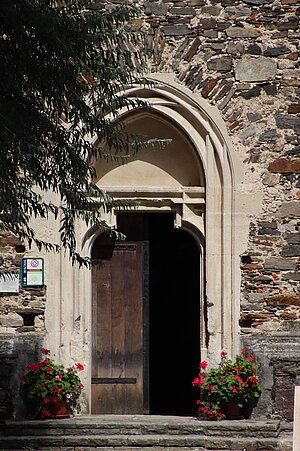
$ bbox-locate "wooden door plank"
[92,241,145,414]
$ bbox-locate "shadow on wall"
[0,337,44,420]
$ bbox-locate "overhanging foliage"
[0,0,165,265]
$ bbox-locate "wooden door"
[91,241,148,414]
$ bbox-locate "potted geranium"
[21,348,84,419]
[192,348,261,420]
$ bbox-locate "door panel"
[91,242,145,414]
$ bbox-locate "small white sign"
[21,258,44,287]
[0,273,20,293]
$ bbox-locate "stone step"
[2,416,284,437]
[0,433,293,450]
[0,415,293,451]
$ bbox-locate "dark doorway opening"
[117,213,200,416]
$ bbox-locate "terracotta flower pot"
[221,402,244,420]
[49,401,70,419]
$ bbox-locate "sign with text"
[21,258,44,287]
[0,273,20,293]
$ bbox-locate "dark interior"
[117,212,200,416]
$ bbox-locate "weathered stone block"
[170,7,196,15]
[224,6,252,17]
[240,86,261,99]
[198,18,217,29]
[262,172,279,187]
[259,129,277,143]
[248,44,262,55]
[235,57,277,82]
[276,201,300,218]
[239,124,256,141]
[207,56,232,72]
[161,25,192,36]
[262,84,277,96]
[145,2,169,15]
[275,389,294,420]
[201,5,221,16]
[227,42,244,55]
[0,313,23,327]
[266,294,300,306]
[242,0,273,3]
[247,112,261,122]
[276,115,300,130]
[226,26,259,38]
[264,46,291,57]
[284,233,300,245]
[184,37,200,61]
[288,103,300,114]
[277,17,299,31]
[268,158,300,173]
[201,78,217,98]
[264,257,297,271]
[282,272,300,281]
[281,244,300,257]
[187,0,205,6]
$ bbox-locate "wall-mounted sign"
[0,273,20,293]
[21,258,44,287]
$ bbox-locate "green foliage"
[192,349,262,420]
[0,0,164,265]
[21,348,84,418]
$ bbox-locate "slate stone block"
[266,294,300,306]
[288,104,300,114]
[262,84,277,96]
[276,201,300,218]
[275,115,300,130]
[199,18,217,29]
[145,2,169,15]
[240,86,261,99]
[247,112,261,122]
[285,232,300,244]
[281,244,300,257]
[201,6,221,16]
[248,44,262,55]
[264,257,297,271]
[235,56,277,82]
[268,158,300,173]
[162,25,192,36]
[259,129,277,143]
[277,17,299,31]
[224,6,252,17]
[207,56,232,72]
[227,42,244,55]
[226,26,259,38]
[264,46,291,57]
[170,7,196,15]
[201,78,217,98]
[242,0,273,4]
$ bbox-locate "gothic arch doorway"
[91,212,200,415]
[84,76,241,416]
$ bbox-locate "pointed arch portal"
[88,75,241,415]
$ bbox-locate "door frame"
[90,211,203,415]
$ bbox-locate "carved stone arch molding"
[81,74,245,370]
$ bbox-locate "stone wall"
[0,231,46,419]
[130,0,300,420]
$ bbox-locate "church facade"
[0,0,300,420]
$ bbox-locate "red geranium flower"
[199,360,208,369]
[75,363,84,371]
[40,348,51,355]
